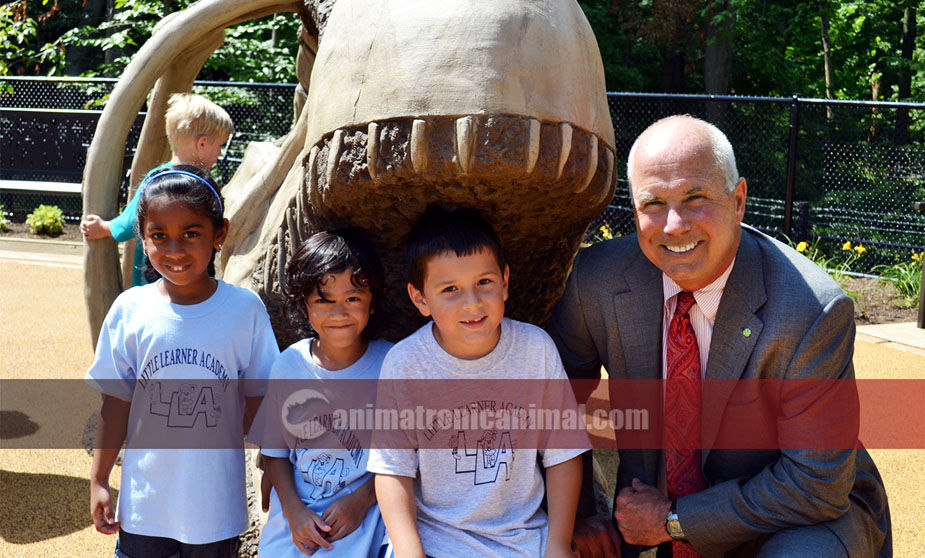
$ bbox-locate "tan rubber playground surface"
[1,251,922,557]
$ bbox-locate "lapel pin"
[742,328,752,338]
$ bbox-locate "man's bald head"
[626,115,739,200]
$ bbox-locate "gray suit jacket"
[547,226,891,557]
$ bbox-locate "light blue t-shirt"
[254,338,392,558]
[85,280,279,544]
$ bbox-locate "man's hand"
[572,515,621,558]
[613,479,672,547]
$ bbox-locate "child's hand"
[287,506,333,554]
[80,214,111,240]
[544,537,580,558]
[320,485,373,542]
[89,481,120,535]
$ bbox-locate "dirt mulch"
[841,276,919,325]
[1,220,85,243]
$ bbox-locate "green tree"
[2,0,299,82]
[577,0,660,92]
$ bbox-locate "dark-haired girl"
[86,166,279,557]
[251,229,391,557]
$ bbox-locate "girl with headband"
[86,165,279,557]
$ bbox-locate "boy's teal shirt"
[108,163,173,287]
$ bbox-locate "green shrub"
[26,204,65,236]
[873,251,923,303]
[0,204,8,232]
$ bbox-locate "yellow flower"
[599,224,613,240]
[854,245,866,255]
[796,241,808,253]
[841,241,852,251]
[913,252,923,263]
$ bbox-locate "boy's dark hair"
[284,228,385,339]
[405,206,506,290]
[136,164,225,282]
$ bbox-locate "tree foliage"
[4,0,922,105]
[578,0,923,104]
[1,0,299,82]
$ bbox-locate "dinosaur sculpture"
[82,0,616,348]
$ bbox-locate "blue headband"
[139,170,223,212]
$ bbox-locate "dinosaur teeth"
[367,122,379,180]
[307,145,321,208]
[411,119,428,173]
[589,146,616,207]
[455,116,475,174]
[526,118,540,175]
[557,122,572,180]
[286,207,299,254]
[576,133,598,193]
[326,129,345,189]
[276,228,287,292]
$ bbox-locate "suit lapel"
[702,230,767,459]
[612,246,663,482]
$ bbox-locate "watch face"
[666,517,684,539]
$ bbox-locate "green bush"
[0,204,9,232]
[873,251,923,303]
[26,204,65,236]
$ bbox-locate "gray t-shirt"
[367,318,587,557]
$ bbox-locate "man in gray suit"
[548,115,890,557]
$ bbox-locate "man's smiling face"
[629,122,746,291]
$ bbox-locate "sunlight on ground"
[1,258,922,556]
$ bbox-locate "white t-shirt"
[254,338,392,558]
[85,280,279,544]
[367,318,587,557]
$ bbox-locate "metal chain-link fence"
[1,77,296,221]
[589,93,925,274]
[3,79,923,274]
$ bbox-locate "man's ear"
[733,177,747,222]
[501,264,510,302]
[196,134,209,150]
[407,282,431,317]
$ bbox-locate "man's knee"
[756,524,848,558]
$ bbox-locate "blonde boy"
[81,93,233,286]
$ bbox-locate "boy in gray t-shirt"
[367,208,587,557]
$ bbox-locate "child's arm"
[89,395,130,535]
[243,395,262,434]
[375,473,425,558]
[321,476,376,542]
[544,455,584,558]
[265,456,334,552]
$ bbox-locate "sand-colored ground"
[1,254,922,556]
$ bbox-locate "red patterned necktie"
[665,291,706,558]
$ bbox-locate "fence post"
[783,95,800,237]
[916,201,925,329]
[797,201,810,240]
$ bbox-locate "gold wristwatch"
[665,500,686,541]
